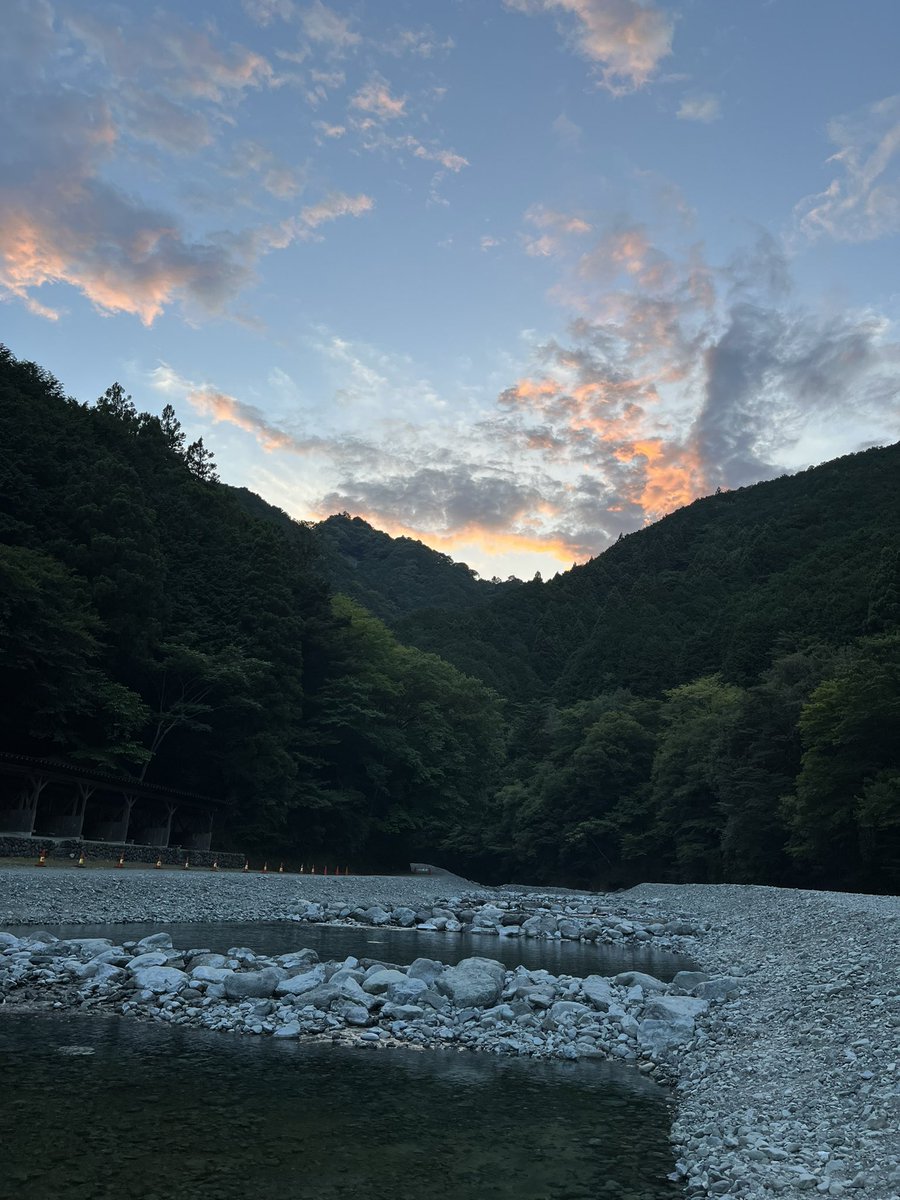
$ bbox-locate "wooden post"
[163,801,178,848]
[27,775,48,835]
[121,793,136,843]
[72,783,93,838]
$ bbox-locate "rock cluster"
[0,929,727,1082]
[288,891,703,952]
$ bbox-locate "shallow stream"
[0,1010,680,1200]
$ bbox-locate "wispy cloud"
[677,94,721,124]
[300,1,361,51]
[298,191,374,230]
[151,363,326,455]
[380,27,455,58]
[795,94,900,242]
[522,205,592,256]
[504,0,674,93]
[350,76,407,121]
[242,0,295,25]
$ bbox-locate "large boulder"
[437,957,506,1008]
[612,971,666,993]
[79,962,123,990]
[644,995,708,1023]
[333,1000,371,1026]
[361,969,408,995]
[549,1000,591,1024]
[223,968,282,1000]
[295,983,340,1010]
[638,994,708,1056]
[191,965,231,984]
[188,953,228,970]
[557,919,583,940]
[127,951,169,972]
[132,965,189,994]
[582,975,614,1011]
[275,966,327,997]
[135,933,174,952]
[277,949,319,970]
[521,913,558,938]
[471,904,504,931]
[407,958,443,986]
[386,977,429,1005]
[669,970,710,992]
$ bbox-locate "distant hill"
[398,443,900,699]
[228,492,522,625]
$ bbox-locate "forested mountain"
[401,445,899,894]
[228,493,521,625]
[1,345,897,892]
[399,443,900,700]
[0,347,503,864]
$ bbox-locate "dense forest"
[1,346,897,891]
[0,347,503,866]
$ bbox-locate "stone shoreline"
[0,868,897,1200]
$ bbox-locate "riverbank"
[1,867,897,1199]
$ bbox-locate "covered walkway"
[0,753,223,851]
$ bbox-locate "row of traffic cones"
[37,848,350,874]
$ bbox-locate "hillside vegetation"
[0,347,503,865]
[1,345,897,891]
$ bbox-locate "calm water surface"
[3,919,696,979]
[0,1010,680,1200]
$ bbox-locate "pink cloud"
[505,0,673,93]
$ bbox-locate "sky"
[2,0,900,579]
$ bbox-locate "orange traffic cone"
[37,848,47,867]
[310,864,316,875]
[116,851,125,869]
[243,860,249,872]
[154,857,163,869]
[278,862,284,874]
[299,864,305,874]
[211,859,219,871]
[183,858,190,869]
[344,866,350,876]
[76,851,86,868]
[262,862,268,874]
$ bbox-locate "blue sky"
[2,0,899,578]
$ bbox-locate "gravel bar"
[622,883,899,1200]
[1,867,897,1199]
[0,865,485,924]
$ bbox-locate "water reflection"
[0,1011,680,1200]
[3,919,695,979]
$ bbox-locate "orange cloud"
[338,514,587,565]
[615,438,707,517]
[0,207,235,326]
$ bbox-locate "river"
[0,1009,680,1200]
